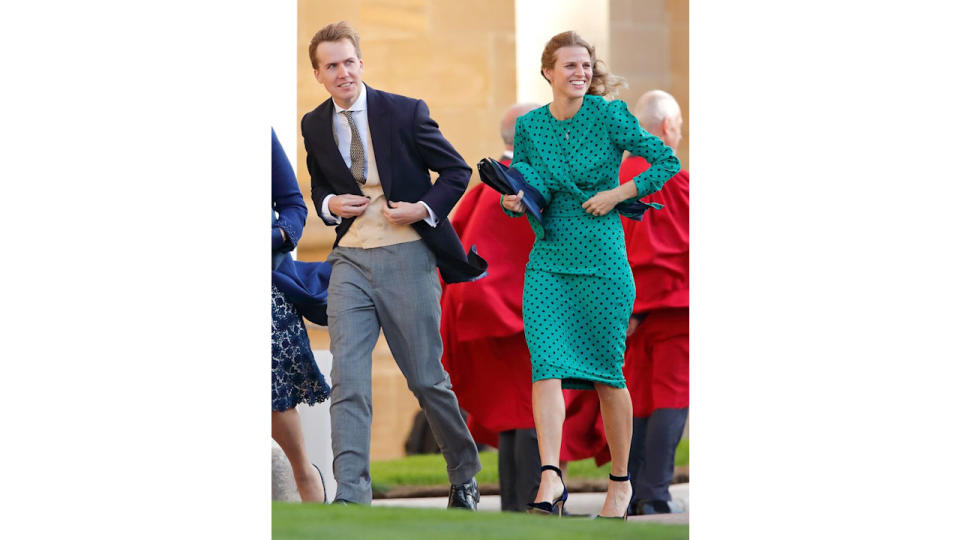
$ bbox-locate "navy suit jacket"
[301,84,487,283]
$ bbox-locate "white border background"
[3,1,959,538]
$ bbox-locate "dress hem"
[531,374,627,390]
[271,388,330,412]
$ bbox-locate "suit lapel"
[365,85,394,197]
[313,99,364,196]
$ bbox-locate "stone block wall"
[609,0,689,170]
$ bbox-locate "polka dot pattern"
[508,95,681,390]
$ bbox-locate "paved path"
[372,483,689,524]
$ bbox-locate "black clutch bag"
[476,158,546,224]
[476,157,659,223]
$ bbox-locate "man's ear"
[313,69,322,83]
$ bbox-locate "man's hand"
[582,188,623,217]
[382,201,428,226]
[502,190,527,213]
[627,316,639,338]
[330,194,370,218]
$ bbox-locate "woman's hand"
[582,188,623,216]
[503,190,527,213]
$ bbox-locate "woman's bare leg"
[596,383,633,517]
[531,378,566,503]
[272,408,325,502]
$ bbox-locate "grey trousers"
[628,407,688,502]
[497,428,541,511]
[326,241,481,503]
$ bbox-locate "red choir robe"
[440,157,536,447]
[619,157,689,315]
[620,156,690,417]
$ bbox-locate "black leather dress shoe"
[629,499,681,516]
[447,478,479,510]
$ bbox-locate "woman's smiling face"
[544,46,592,100]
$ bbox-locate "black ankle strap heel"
[542,465,563,477]
[526,464,568,517]
[596,473,633,521]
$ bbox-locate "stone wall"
[609,0,689,170]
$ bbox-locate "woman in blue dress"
[502,31,680,519]
[272,128,331,503]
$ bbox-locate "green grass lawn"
[273,502,688,540]
[370,439,688,490]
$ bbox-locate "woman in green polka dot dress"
[502,31,680,519]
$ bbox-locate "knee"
[406,375,449,398]
[595,382,630,399]
[330,380,371,404]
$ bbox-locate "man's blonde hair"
[309,21,361,70]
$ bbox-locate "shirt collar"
[333,83,367,114]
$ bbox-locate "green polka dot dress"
[503,95,680,390]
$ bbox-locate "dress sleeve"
[605,100,681,200]
[500,115,552,217]
[272,129,307,252]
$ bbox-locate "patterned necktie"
[341,110,366,185]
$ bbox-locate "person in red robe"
[621,90,689,515]
[439,102,541,512]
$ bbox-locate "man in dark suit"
[300,21,486,509]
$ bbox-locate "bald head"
[635,90,683,152]
[500,102,540,150]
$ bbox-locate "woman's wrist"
[613,184,631,203]
[615,180,638,202]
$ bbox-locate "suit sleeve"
[606,100,681,200]
[272,129,307,251]
[411,100,473,219]
[301,115,338,226]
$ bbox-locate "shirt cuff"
[321,194,342,225]
[418,201,438,227]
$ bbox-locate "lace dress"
[272,284,329,411]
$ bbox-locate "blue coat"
[271,128,332,325]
